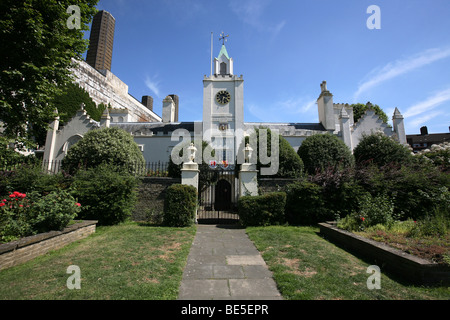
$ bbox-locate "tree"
[62,127,145,174]
[351,102,388,124]
[297,133,354,175]
[353,132,412,167]
[0,0,98,143]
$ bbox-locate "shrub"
[0,190,80,242]
[0,164,71,196]
[163,184,197,227]
[238,192,286,226]
[353,132,412,167]
[71,163,140,225]
[62,127,145,174]
[337,193,395,232]
[285,181,331,225]
[31,190,81,233]
[297,133,354,175]
[356,161,450,220]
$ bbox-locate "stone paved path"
[178,224,282,300]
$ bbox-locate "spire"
[217,44,230,59]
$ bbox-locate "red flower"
[76,203,81,207]
[360,217,365,221]
[0,203,5,207]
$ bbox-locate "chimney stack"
[420,126,428,135]
[141,96,153,112]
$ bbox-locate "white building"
[43,43,407,170]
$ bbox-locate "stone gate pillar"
[239,144,258,197]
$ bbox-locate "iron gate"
[197,166,239,224]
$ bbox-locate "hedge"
[163,184,198,227]
[238,192,286,226]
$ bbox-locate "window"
[220,62,227,75]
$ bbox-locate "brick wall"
[132,177,181,223]
[0,221,97,271]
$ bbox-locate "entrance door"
[215,179,231,211]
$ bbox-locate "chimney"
[141,96,153,112]
[420,126,428,135]
[168,94,179,122]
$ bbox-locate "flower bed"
[319,222,450,286]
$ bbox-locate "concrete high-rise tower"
[86,10,115,71]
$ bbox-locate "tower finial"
[219,32,229,45]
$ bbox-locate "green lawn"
[246,226,450,300]
[1,223,449,300]
[0,222,196,300]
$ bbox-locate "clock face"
[216,90,231,105]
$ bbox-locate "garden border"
[0,220,97,271]
[318,222,450,286]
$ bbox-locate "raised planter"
[0,220,97,271]
[318,222,450,286]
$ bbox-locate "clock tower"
[203,35,244,165]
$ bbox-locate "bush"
[0,190,80,242]
[62,127,145,174]
[163,184,197,227]
[285,181,332,225]
[31,190,81,233]
[297,133,354,175]
[353,132,412,168]
[337,193,395,232]
[0,164,71,196]
[71,163,140,225]
[356,161,450,220]
[238,192,286,226]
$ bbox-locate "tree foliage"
[62,127,145,174]
[52,82,106,124]
[0,0,98,142]
[351,102,388,124]
[353,132,412,167]
[297,133,354,175]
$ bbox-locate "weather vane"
[219,32,229,45]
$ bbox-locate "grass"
[246,225,450,300]
[1,222,449,300]
[0,221,196,300]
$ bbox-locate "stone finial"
[339,106,349,119]
[320,81,327,92]
[393,107,403,119]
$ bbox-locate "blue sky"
[85,0,450,135]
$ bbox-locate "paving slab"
[178,224,282,300]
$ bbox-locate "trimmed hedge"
[238,192,286,226]
[163,184,197,227]
[70,163,140,226]
[285,181,329,225]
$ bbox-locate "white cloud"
[144,75,161,98]
[409,110,444,128]
[354,47,450,101]
[404,87,450,119]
